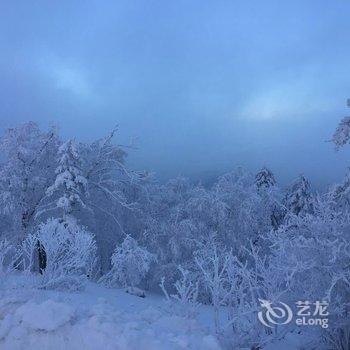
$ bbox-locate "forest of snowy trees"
[0,110,349,349]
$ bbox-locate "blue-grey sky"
[1,1,350,187]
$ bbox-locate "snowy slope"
[0,274,314,350]
[0,274,221,350]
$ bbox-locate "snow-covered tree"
[329,170,350,210]
[159,266,199,319]
[0,122,146,277]
[255,167,284,230]
[214,167,275,250]
[82,129,145,272]
[140,167,283,291]
[106,235,156,289]
[332,116,350,149]
[195,243,232,333]
[329,99,350,210]
[42,139,88,223]
[0,239,19,277]
[21,218,97,290]
[0,122,59,241]
[33,139,92,273]
[255,166,276,190]
[139,177,198,288]
[331,99,350,149]
[270,196,350,349]
[284,174,314,217]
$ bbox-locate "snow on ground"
[0,274,311,350]
[0,274,220,350]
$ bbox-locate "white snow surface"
[0,274,309,350]
[0,274,221,350]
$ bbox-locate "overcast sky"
[1,1,350,187]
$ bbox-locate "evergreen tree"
[330,169,350,209]
[331,99,350,149]
[255,167,284,230]
[330,99,350,210]
[255,166,276,190]
[285,174,314,216]
[45,139,88,222]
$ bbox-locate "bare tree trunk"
[36,240,46,274]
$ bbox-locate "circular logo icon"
[258,298,293,328]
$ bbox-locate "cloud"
[52,66,91,99]
[36,54,95,101]
[240,76,338,121]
